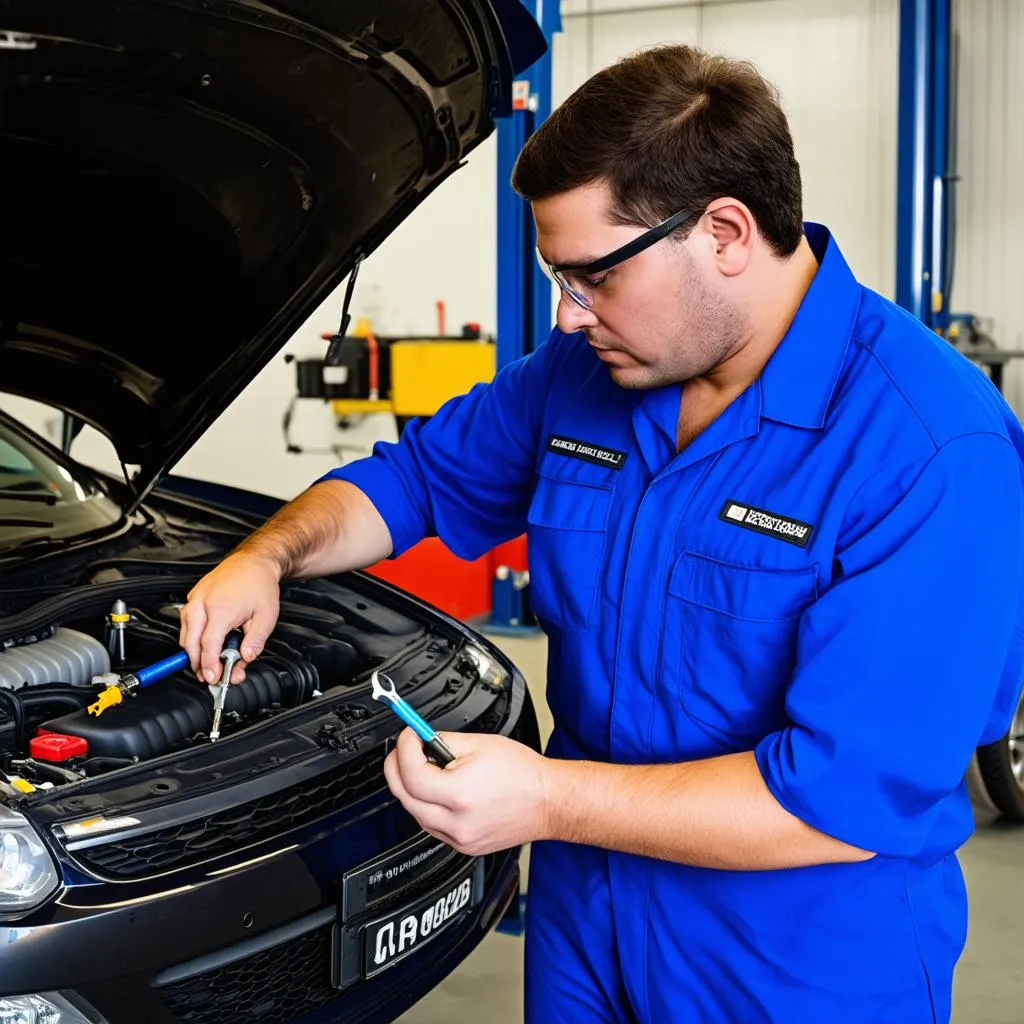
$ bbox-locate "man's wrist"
[538,756,581,844]
[231,538,290,583]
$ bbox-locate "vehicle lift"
[896,0,1018,386]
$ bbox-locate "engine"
[0,576,425,790]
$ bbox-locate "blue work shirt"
[321,224,1024,1022]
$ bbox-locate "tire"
[974,685,1024,821]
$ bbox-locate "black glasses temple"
[550,208,694,276]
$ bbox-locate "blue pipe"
[896,0,932,325]
[930,0,951,330]
[133,650,190,688]
[896,0,953,329]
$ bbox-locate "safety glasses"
[536,207,694,311]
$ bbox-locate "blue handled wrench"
[371,669,455,767]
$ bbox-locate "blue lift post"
[896,0,952,332]
[491,2,560,938]
[485,0,561,639]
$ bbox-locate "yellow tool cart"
[282,319,496,455]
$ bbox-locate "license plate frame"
[341,829,461,921]
[334,857,483,988]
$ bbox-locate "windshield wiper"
[0,518,55,529]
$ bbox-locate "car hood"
[1,0,544,511]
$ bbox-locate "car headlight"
[0,992,106,1024]
[464,645,511,692]
[0,807,59,914]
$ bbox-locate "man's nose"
[555,291,599,334]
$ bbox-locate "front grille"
[158,923,336,1024]
[73,751,386,879]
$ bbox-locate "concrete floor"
[397,634,1024,1024]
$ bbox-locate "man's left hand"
[383,729,551,855]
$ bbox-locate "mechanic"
[179,44,1024,1024]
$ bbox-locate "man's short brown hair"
[511,44,804,257]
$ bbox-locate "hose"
[0,689,24,749]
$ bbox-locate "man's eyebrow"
[538,249,604,269]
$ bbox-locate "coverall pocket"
[526,474,612,629]
[665,551,818,740]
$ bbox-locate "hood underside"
[1,0,543,506]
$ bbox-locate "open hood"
[1,0,545,509]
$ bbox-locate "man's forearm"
[233,479,394,581]
[542,750,874,871]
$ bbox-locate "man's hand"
[179,552,282,685]
[383,729,552,856]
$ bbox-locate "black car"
[0,2,546,1021]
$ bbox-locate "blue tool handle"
[387,694,439,744]
[221,629,243,655]
[135,649,190,687]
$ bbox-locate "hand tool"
[370,669,455,767]
[209,630,243,742]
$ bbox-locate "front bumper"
[1,794,521,1024]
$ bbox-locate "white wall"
[556,0,899,297]
[951,0,1024,410]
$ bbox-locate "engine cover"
[0,628,110,690]
[43,661,317,760]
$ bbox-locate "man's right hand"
[179,552,282,685]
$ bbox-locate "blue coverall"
[322,224,1024,1022]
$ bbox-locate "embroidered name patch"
[719,500,814,548]
[547,435,628,470]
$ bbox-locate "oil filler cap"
[30,733,88,762]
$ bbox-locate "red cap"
[30,733,88,762]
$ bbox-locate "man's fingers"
[198,616,235,684]
[394,729,461,807]
[242,606,277,664]
[383,749,454,837]
[179,604,207,677]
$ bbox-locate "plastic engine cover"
[0,628,110,689]
[43,661,317,760]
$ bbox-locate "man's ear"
[705,200,755,277]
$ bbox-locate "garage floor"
[396,634,1024,1024]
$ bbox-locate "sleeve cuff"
[753,733,908,857]
[314,457,428,559]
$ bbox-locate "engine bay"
[0,574,428,794]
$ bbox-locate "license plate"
[341,830,460,921]
[363,859,481,977]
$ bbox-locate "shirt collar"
[759,222,862,430]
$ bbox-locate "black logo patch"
[547,435,628,470]
[719,500,813,548]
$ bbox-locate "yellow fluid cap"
[88,686,123,717]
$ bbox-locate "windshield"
[0,413,123,551]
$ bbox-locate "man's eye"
[584,275,609,289]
